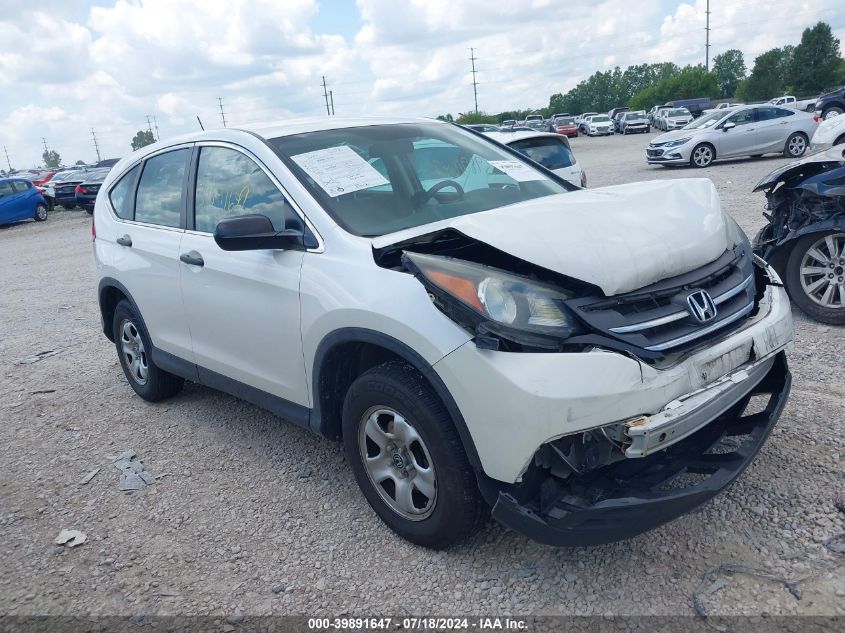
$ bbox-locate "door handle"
[116,234,132,247]
[180,251,204,267]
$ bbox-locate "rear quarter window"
[108,164,140,220]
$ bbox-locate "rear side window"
[135,149,189,227]
[11,181,31,192]
[0,181,13,198]
[194,146,294,233]
[758,107,794,120]
[509,137,574,170]
[109,165,140,220]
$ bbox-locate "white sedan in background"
[809,112,845,153]
[647,104,818,167]
[486,131,586,187]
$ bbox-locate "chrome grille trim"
[643,302,754,351]
[609,275,753,334]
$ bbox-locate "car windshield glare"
[270,123,570,238]
[668,109,690,117]
[685,111,724,130]
[591,116,610,122]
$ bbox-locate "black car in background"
[74,168,112,213]
[45,170,88,209]
[814,86,845,120]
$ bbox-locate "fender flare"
[309,328,482,470]
[97,277,141,342]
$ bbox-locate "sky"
[1,0,843,169]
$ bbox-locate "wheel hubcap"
[120,319,149,385]
[799,233,845,309]
[694,147,712,166]
[358,406,436,521]
[789,136,806,155]
[824,109,842,120]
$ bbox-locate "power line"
[469,47,479,114]
[3,146,11,172]
[321,75,331,116]
[705,0,711,70]
[91,129,101,163]
[217,97,227,127]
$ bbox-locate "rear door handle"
[116,235,132,247]
[180,251,204,267]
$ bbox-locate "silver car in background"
[660,108,693,131]
[647,105,818,168]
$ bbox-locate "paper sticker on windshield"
[486,160,545,182]
[291,145,389,197]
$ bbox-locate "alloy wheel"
[35,205,47,221]
[358,406,436,521]
[823,108,843,120]
[120,319,149,385]
[799,233,845,309]
[692,145,713,167]
[787,135,807,156]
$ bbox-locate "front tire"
[690,143,715,167]
[342,361,487,549]
[34,203,47,221]
[784,132,808,158]
[785,232,845,325]
[112,300,184,401]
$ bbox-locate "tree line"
[440,21,845,124]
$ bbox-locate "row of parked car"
[0,159,119,226]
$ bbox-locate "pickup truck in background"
[769,95,816,112]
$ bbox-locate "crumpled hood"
[374,178,730,296]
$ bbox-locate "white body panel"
[810,113,845,152]
[178,231,308,404]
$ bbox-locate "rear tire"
[823,107,843,120]
[784,232,845,325]
[112,300,184,401]
[342,361,487,549]
[34,203,47,222]
[784,132,808,158]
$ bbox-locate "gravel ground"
[1,131,843,619]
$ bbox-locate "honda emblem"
[686,289,717,323]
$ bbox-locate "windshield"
[668,109,690,117]
[590,115,610,123]
[84,168,111,183]
[270,123,570,237]
[625,112,645,119]
[684,111,724,130]
[554,117,575,125]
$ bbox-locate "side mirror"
[722,121,736,131]
[214,214,306,251]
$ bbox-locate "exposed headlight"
[403,252,585,346]
[663,137,691,148]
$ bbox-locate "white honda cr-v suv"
[94,117,794,549]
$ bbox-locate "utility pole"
[91,128,102,163]
[152,115,160,141]
[3,145,12,172]
[217,97,227,127]
[321,76,330,116]
[145,114,154,136]
[42,137,49,154]
[329,90,335,115]
[469,48,479,114]
[705,0,711,71]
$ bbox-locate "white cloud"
[0,0,843,168]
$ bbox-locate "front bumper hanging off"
[479,352,791,546]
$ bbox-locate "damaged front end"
[752,147,845,270]
[477,353,791,546]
